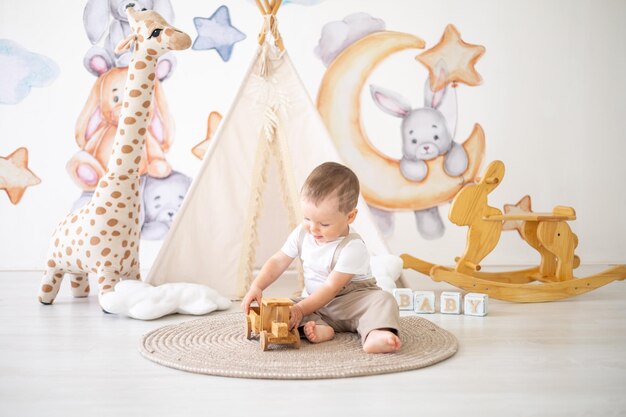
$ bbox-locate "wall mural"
[192,5,246,62]
[316,16,486,240]
[0,39,57,204]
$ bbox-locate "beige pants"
[293,279,400,344]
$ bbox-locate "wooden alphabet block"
[392,288,414,310]
[413,291,435,313]
[464,293,488,316]
[440,291,462,314]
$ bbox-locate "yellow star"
[0,147,41,204]
[502,195,533,235]
[416,24,486,91]
[192,111,222,160]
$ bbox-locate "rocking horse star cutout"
[503,195,533,236]
[416,24,485,91]
[0,147,41,204]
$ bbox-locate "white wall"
[1,0,625,270]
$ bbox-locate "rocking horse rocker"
[402,160,626,302]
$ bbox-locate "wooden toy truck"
[246,298,301,351]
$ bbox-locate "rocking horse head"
[114,4,191,58]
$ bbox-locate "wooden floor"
[1,268,625,417]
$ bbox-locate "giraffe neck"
[103,54,158,180]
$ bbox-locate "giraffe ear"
[115,34,136,55]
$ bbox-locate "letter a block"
[440,292,462,314]
[392,288,414,310]
[464,293,488,316]
[413,291,435,314]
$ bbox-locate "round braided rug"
[140,313,458,379]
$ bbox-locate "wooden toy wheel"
[245,316,252,339]
[260,331,269,351]
[292,328,301,349]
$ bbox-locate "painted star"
[192,111,223,160]
[0,147,41,204]
[192,6,247,62]
[502,195,533,236]
[416,24,485,91]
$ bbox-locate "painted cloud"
[0,39,59,105]
[314,13,386,67]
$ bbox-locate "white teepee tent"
[146,0,399,299]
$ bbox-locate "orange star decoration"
[416,24,486,92]
[0,147,41,204]
[502,195,533,236]
[192,111,223,160]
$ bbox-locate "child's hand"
[241,285,262,314]
[288,304,304,330]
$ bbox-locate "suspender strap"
[330,233,362,271]
[297,227,363,271]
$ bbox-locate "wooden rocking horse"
[402,160,626,302]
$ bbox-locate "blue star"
[192,6,247,62]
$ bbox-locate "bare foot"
[303,321,335,344]
[363,329,401,353]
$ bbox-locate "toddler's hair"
[301,162,359,213]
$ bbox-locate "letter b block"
[464,293,488,316]
[392,288,414,311]
[413,291,435,314]
[440,292,462,314]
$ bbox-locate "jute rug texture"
[140,313,458,379]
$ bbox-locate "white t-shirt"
[281,224,373,294]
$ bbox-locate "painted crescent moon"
[317,31,485,211]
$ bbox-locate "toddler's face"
[301,196,357,244]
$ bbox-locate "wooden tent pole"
[263,0,272,13]
[254,0,267,15]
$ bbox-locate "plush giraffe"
[38,6,191,306]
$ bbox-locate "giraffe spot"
[103,285,112,290]
[122,240,128,248]
[54,239,59,247]
[129,89,142,97]
[134,156,141,164]
[77,259,83,269]
[107,219,119,227]
[135,61,147,70]
[86,250,91,258]
[66,247,72,256]
[135,218,139,225]
[148,73,155,81]
[64,229,69,236]
[119,175,129,180]
[42,284,53,293]
[138,127,146,135]
[109,191,121,199]
[76,227,82,235]
[90,237,100,245]
[71,216,78,223]
[112,231,121,236]
[54,272,63,278]
[71,281,79,288]
[95,207,106,215]
[100,230,108,236]
[117,202,126,208]
[47,260,56,268]
[98,277,105,283]
[130,241,135,247]
[142,100,151,108]
[147,48,158,55]
[124,117,136,125]
[90,219,95,226]
[135,111,142,117]
[78,239,84,245]
[123,250,131,259]
[122,145,133,154]
[129,73,135,80]
[146,55,153,61]
[116,158,123,166]
[128,212,133,219]
[101,248,111,256]
[131,139,138,145]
